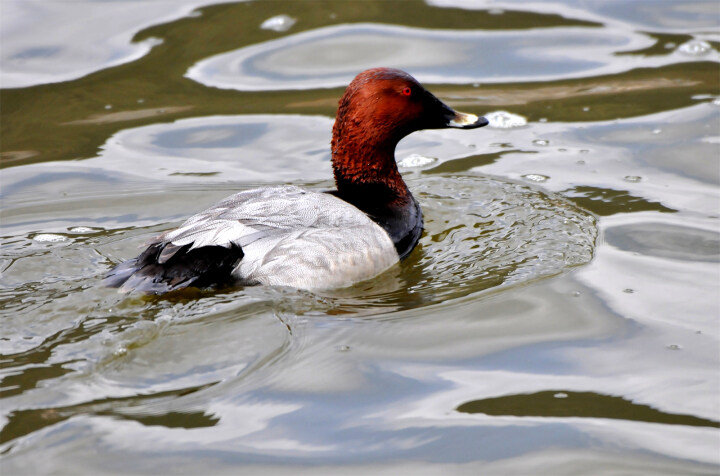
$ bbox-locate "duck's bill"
[447,111,489,129]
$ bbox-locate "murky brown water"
[1,1,719,474]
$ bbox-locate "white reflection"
[185,22,719,91]
[0,0,247,89]
[429,0,720,32]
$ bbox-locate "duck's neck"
[330,129,423,259]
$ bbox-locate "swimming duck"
[105,68,488,293]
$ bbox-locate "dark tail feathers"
[105,242,244,294]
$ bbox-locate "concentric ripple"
[320,173,597,310]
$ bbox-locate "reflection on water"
[1,0,719,473]
[187,23,663,90]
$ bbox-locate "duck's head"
[331,68,488,195]
[333,68,487,149]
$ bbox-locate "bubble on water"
[666,344,682,351]
[69,226,94,233]
[582,107,590,112]
[113,345,128,356]
[570,291,581,298]
[137,98,145,104]
[335,345,350,352]
[485,110,527,129]
[652,128,662,135]
[522,174,549,183]
[712,98,720,107]
[533,139,549,146]
[104,104,112,110]
[187,10,202,18]
[624,176,642,183]
[664,42,676,49]
[398,154,437,168]
[623,288,635,294]
[554,392,568,399]
[538,118,548,123]
[33,233,67,243]
[260,14,296,32]
[678,40,712,57]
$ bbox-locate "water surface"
[1,1,719,474]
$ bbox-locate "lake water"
[1,1,719,474]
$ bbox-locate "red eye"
[401,87,412,96]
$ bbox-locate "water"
[1,1,719,474]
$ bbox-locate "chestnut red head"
[333,68,488,147]
[331,68,487,196]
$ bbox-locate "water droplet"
[624,176,642,183]
[666,344,682,351]
[522,174,549,183]
[533,139,549,146]
[260,14,296,32]
[554,392,568,399]
[69,226,93,233]
[485,110,527,129]
[623,288,634,294]
[538,118,548,123]
[104,104,112,110]
[678,39,712,57]
[33,233,67,243]
[398,154,437,168]
[582,107,590,112]
[652,128,662,134]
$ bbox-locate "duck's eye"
[401,87,412,96]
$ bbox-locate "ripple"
[397,154,438,168]
[324,174,597,309]
[677,40,713,57]
[485,111,528,129]
[260,14,296,32]
[605,222,720,262]
[186,23,653,91]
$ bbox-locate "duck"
[105,67,488,293]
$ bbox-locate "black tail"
[104,242,244,294]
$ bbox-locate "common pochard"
[105,68,488,293]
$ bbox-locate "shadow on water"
[456,391,720,429]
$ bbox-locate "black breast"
[328,185,423,259]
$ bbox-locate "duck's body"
[106,68,487,294]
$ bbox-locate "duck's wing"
[104,186,397,293]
